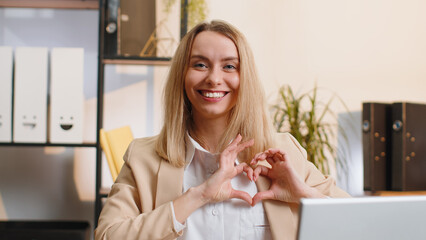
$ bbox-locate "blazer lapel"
[256,176,297,240]
[155,159,185,208]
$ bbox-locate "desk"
[372,191,426,196]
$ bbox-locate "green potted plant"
[164,0,208,29]
[271,84,350,177]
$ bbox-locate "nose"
[206,66,222,86]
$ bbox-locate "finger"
[253,165,270,181]
[272,154,283,163]
[225,135,253,156]
[265,149,287,164]
[253,152,263,160]
[250,152,267,165]
[236,138,254,153]
[252,190,275,206]
[244,164,254,181]
[264,156,276,167]
[227,134,243,151]
[267,148,286,158]
[221,135,245,165]
[235,162,254,181]
[230,189,253,205]
[253,166,262,181]
[235,162,244,174]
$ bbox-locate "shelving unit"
[0,0,101,232]
[0,142,97,148]
[94,0,188,227]
[0,0,98,9]
[102,57,171,66]
[1,0,188,230]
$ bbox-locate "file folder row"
[0,46,84,144]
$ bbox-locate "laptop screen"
[297,196,426,240]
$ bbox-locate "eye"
[224,64,236,69]
[223,63,239,71]
[193,62,208,69]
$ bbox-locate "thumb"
[252,190,275,206]
[230,189,253,206]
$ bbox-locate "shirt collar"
[186,133,214,170]
[185,133,242,170]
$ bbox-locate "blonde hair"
[156,20,274,167]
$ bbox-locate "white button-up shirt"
[171,134,272,240]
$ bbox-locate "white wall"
[206,0,426,196]
[208,0,426,108]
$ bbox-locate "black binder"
[362,102,392,191]
[391,102,426,191]
[118,0,155,56]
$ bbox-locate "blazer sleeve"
[286,133,351,198]
[94,141,182,240]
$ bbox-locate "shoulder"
[128,135,158,151]
[274,132,295,145]
[273,132,308,160]
[273,132,302,149]
[124,135,161,166]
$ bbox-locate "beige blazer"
[95,133,350,240]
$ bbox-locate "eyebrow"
[190,54,239,62]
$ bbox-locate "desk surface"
[372,191,426,196]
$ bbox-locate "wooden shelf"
[102,57,171,66]
[99,187,110,198]
[0,0,98,9]
[0,142,97,148]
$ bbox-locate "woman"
[95,20,349,240]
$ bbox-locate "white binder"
[49,48,84,143]
[0,46,13,142]
[13,47,48,143]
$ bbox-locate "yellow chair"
[0,192,7,220]
[100,126,134,181]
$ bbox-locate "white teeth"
[202,92,225,98]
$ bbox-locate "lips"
[199,90,228,99]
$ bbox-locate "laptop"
[297,195,426,240]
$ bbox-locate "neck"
[190,114,228,153]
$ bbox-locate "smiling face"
[59,115,74,130]
[185,31,240,123]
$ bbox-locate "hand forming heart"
[198,136,322,207]
[250,148,314,206]
[198,134,255,205]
